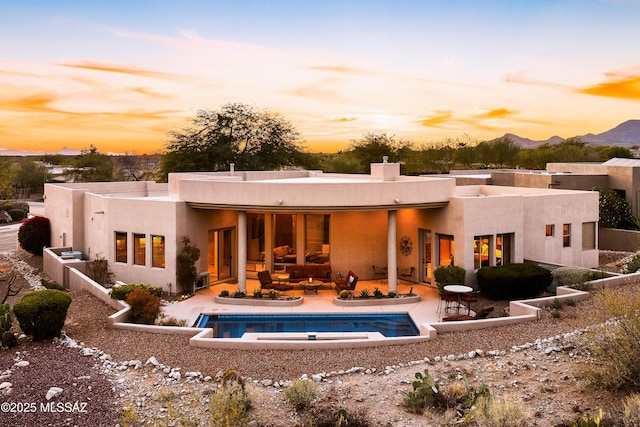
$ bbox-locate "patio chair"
[442,305,495,322]
[257,270,293,292]
[335,270,358,292]
[437,290,459,314]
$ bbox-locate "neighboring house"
[43,159,599,294]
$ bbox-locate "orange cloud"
[59,61,185,81]
[419,111,454,127]
[0,92,59,112]
[474,108,517,120]
[579,74,640,100]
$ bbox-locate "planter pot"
[333,295,421,306]
[214,296,304,307]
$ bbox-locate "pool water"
[196,313,419,338]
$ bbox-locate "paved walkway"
[162,279,445,328]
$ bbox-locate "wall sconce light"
[277,199,283,205]
[394,198,400,203]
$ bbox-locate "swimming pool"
[196,313,419,338]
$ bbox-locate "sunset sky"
[1,0,640,154]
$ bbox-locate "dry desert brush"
[579,286,640,391]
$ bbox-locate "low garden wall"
[599,227,640,252]
[51,256,640,349]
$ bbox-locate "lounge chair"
[335,270,358,292]
[442,305,495,322]
[257,270,293,292]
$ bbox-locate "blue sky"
[1,0,639,153]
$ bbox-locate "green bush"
[284,379,318,410]
[623,253,640,274]
[17,215,51,256]
[219,289,230,297]
[339,290,350,299]
[110,283,162,300]
[477,263,552,300]
[551,266,608,291]
[13,289,72,340]
[125,288,161,324]
[8,209,26,221]
[433,265,466,290]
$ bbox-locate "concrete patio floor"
[162,279,445,330]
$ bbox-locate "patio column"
[264,213,274,271]
[387,210,398,293]
[237,210,247,292]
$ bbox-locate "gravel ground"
[0,251,635,426]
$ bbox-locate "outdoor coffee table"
[301,280,323,294]
[443,285,473,314]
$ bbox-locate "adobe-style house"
[43,160,599,294]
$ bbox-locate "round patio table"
[443,285,473,314]
[301,280,323,294]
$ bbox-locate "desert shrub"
[434,265,466,290]
[623,253,640,274]
[284,379,318,410]
[17,215,51,256]
[86,254,114,286]
[339,290,350,299]
[373,287,384,298]
[551,266,608,291]
[358,289,370,298]
[210,371,252,427]
[388,291,397,298]
[580,287,640,391]
[550,298,563,310]
[110,283,162,300]
[125,289,161,324]
[307,407,370,427]
[477,263,552,300]
[622,393,640,427]
[471,395,527,427]
[0,303,16,347]
[13,289,72,340]
[219,289,230,297]
[252,289,262,298]
[157,316,188,327]
[8,209,26,221]
[176,236,200,293]
[233,291,246,298]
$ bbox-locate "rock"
[14,360,29,368]
[145,356,160,366]
[46,386,63,400]
[0,381,12,390]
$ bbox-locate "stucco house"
[43,159,599,294]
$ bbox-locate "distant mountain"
[506,119,640,147]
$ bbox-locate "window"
[496,233,513,265]
[438,234,455,266]
[545,225,554,237]
[582,222,596,250]
[152,235,165,268]
[473,235,491,269]
[133,233,146,265]
[274,214,297,264]
[305,214,330,264]
[115,232,127,263]
[246,213,265,262]
[563,224,571,247]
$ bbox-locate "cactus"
[0,303,12,333]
